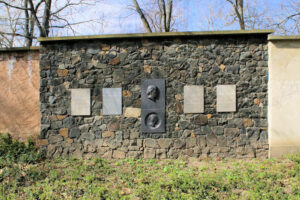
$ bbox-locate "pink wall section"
[0,49,40,142]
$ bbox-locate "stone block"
[156,149,167,159]
[184,85,204,113]
[124,107,141,118]
[128,151,142,158]
[197,135,206,148]
[69,127,80,138]
[113,150,126,159]
[71,89,91,116]
[144,138,159,148]
[217,85,236,112]
[59,128,69,138]
[102,131,115,139]
[186,137,197,148]
[157,138,173,149]
[144,148,156,159]
[107,119,120,131]
[206,134,217,146]
[194,114,208,125]
[48,134,63,144]
[103,88,122,115]
[130,131,139,139]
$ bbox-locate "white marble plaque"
[103,88,122,115]
[184,85,204,113]
[71,89,91,116]
[217,85,236,112]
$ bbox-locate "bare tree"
[130,0,174,32]
[0,0,102,47]
[272,0,300,35]
[225,0,245,30]
[0,1,23,47]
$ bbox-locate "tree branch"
[132,0,152,32]
[0,0,31,10]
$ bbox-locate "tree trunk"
[24,0,31,47]
[41,0,52,37]
[132,0,152,32]
[236,0,245,30]
[165,0,172,31]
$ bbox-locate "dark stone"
[108,119,120,132]
[174,102,183,113]
[40,124,50,139]
[226,64,240,74]
[63,117,75,128]
[48,134,63,144]
[69,128,80,139]
[194,115,208,125]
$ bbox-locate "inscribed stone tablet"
[71,89,91,116]
[217,85,236,112]
[103,88,122,115]
[184,85,204,113]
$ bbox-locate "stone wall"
[268,37,300,158]
[39,33,269,159]
[0,48,41,142]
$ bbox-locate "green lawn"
[0,155,299,200]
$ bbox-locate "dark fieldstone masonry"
[39,31,270,159]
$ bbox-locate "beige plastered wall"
[0,49,40,142]
[269,38,300,158]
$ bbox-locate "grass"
[0,155,299,200]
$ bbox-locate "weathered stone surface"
[156,149,167,159]
[243,118,253,127]
[130,131,139,139]
[69,128,80,138]
[102,131,115,138]
[57,69,68,77]
[174,139,185,149]
[59,128,69,138]
[186,137,197,148]
[174,102,183,113]
[157,138,173,149]
[175,94,183,101]
[109,57,120,65]
[194,115,208,125]
[108,119,120,131]
[144,148,156,159]
[144,65,151,73]
[128,151,142,158]
[206,134,218,146]
[49,134,63,144]
[113,150,126,159]
[124,107,141,118]
[144,138,159,148]
[224,128,240,138]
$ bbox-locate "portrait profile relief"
[146,85,159,101]
[141,79,165,133]
[146,113,160,129]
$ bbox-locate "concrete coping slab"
[0,46,40,52]
[38,30,273,43]
[268,35,300,41]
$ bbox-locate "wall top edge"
[268,35,300,41]
[38,30,273,43]
[0,46,40,52]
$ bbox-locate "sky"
[0,0,293,47]
[61,0,284,36]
